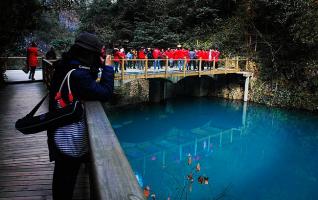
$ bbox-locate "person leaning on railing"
[48,32,114,200]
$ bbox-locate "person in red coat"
[212,48,221,69]
[27,42,38,80]
[196,49,204,70]
[167,48,175,68]
[202,49,209,70]
[113,48,120,73]
[137,48,146,70]
[152,48,161,70]
[175,46,184,70]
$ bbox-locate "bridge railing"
[41,57,250,85]
[113,57,249,80]
[42,60,144,200]
[116,57,246,70]
[0,56,43,70]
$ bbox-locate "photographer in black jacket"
[48,32,114,200]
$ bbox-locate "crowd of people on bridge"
[111,46,221,73]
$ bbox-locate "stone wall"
[108,79,149,107]
[108,74,246,106]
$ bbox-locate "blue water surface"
[106,97,318,200]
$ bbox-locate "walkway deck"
[0,82,89,200]
[4,69,43,83]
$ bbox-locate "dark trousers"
[52,155,83,200]
[189,60,196,70]
[29,67,36,79]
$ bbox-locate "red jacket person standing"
[27,42,38,80]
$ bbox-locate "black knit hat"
[74,32,102,53]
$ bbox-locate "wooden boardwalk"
[0,82,89,200]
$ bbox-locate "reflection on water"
[106,97,318,200]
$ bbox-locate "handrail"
[0,56,44,70]
[112,57,248,80]
[85,101,144,200]
[40,57,250,87]
[0,56,43,59]
[118,57,248,68]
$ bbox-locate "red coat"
[212,50,220,62]
[183,49,190,62]
[138,50,146,59]
[174,49,184,60]
[27,47,38,68]
[196,50,203,59]
[165,50,174,59]
[114,51,125,63]
[119,52,125,60]
[202,50,209,61]
[114,51,120,62]
[152,49,160,59]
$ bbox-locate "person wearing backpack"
[48,32,114,200]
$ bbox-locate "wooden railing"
[18,56,249,86]
[114,57,249,80]
[85,102,144,200]
[0,57,43,70]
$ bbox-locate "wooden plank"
[85,101,144,200]
[0,83,89,200]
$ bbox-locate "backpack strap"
[54,69,76,108]
[26,92,49,118]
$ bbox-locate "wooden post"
[41,57,44,81]
[165,58,168,78]
[199,58,202,77]
[121,58,125,81]
[183,57,186,77]
[213,58,216,69]
[236,56,239,69]
[145,58,148,79]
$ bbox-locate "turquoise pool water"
[107,97,318,200]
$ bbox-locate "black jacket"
[48,58,114,161]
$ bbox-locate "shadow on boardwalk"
[0,82,89,200]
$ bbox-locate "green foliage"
[50,37,74,52]
[290,3,318,45]
[1,0,317,89]
[131,20,179,48]
[80,0,228,48]
[36,10,76,52]
[0,0,42,56]
[256,0,317,82]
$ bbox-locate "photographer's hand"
[105,55,112,66]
